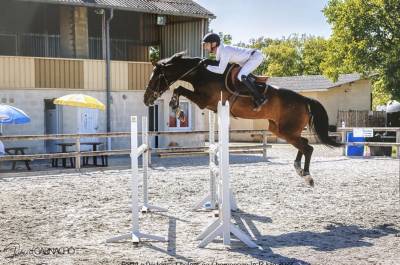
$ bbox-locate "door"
[78,108,99,151]
[44,99,61,153]
[148,104,159,148]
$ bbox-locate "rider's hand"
[198,59,207,67]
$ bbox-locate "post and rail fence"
[0,129,272,169]
[0,127,399,170]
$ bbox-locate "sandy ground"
[0,145,399,265]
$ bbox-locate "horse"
[144,52,342,187]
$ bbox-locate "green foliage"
[372,78,392,110]
[149,46,160,63]
[323,0,400,101]
[218,32,233,45]
[208,52,216,60]
[241,34,328,76]
[303,37,328,75]
[247,37,274,75]
[264,40,303,76]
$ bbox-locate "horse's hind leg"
[291,137,314,187]
[268,120,314,186]
[294,138,313,175]
[301,137,313,176]
[294,150,303,176]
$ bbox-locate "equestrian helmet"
[202,33,221,46]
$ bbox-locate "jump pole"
[197,101,258,249]
[106,116,166,243]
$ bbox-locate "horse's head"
[144,52,199,106]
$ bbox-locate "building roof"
[18,0,215,19]
[267,73,364,92]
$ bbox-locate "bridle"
[151,61,202,98]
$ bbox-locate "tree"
[264,41,303,76]
[218,32,232,45]
[261,34,305,76]
[212,33,329,77]
[238,34,328,76]
[247,37,274,75]
[323,0,400,101]
[303,37,328,75]
[149,46,160,63]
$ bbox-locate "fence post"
[341,130,346,156]
[396,130,400,159]
[76,136,81,169]
[262,131,268,160]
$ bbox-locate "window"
[168,102,191,130]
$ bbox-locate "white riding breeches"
[237,51,264,80]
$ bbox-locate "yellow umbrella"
[54,94,105,111]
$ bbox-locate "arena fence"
[0,130,271,169]
[1,127,398,170]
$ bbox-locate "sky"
[195,0,332,44]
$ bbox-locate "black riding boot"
[241,75,267,111]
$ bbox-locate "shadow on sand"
[143,209,398,265]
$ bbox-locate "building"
[229,73,372,141]
[0,0,214,152]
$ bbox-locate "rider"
[201,32,268,111]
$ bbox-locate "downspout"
[105,9,114,149]
[201,18,204,58]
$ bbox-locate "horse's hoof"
[303,174,314,187]
[169,100,177,108]
[177,111,185,123]
[169,96,178,108]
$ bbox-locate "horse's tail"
[306,98,342,147]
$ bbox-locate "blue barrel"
[346,132,364,156]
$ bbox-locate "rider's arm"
[206,51,231,74]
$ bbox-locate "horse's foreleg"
[169,91,180,110]
[171,86,208,109]
[169,86,208,122]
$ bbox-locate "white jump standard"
[106,116,167,244]
[140,117,168,213]
[193,108,238,211]
[197,101,258,249]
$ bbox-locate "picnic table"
[54,142,107,168]
[5,147,31,170]
[81,142,107,166]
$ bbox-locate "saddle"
[224,64,269,97]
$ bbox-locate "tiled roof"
[18,0,215,18]
[267,73,364,91]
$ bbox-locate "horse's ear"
[177,51,186,57]
[173,51,186,60]
[151,60,157,66]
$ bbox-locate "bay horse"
[144,52,342,186]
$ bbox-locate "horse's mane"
[157,51,199,65]
[157,52,228,85]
